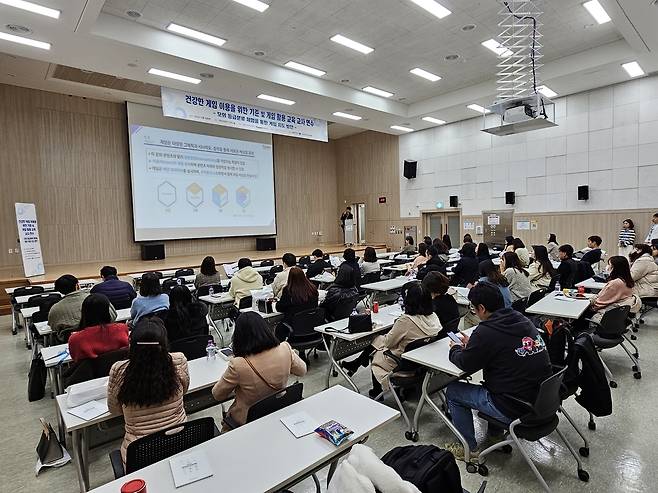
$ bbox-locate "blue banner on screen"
[161,87,328,142]
[129,125,276,241]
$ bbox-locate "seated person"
[557,244,578,289]
[342,248,362,287]
[341,283,441,397]
[511,238,530,268]
[107,317,189,464]
[400,235,416,255]
[423,236,433,248]
[580,236,603,265]
[477,260,512,308]
[408,242,429,273]
[164,285,209,343]
[546,234,560,262]
[68,293,128,362]
[476,243,491,265]
[503,236,515,252]
[501,252,536,302]
[629,244,658,298]
[444,283,552,459]
[321,264,359,321]
[422,271,460,334]
[463,234,473,244]
[442,234,453,250]
[305,249,330,279]
[452,242,479,287]
[653,244,658,265]
[272,253,297,298]
[275,267,319,341]
[527,245,555,290]
[195,256,223,288]
[212,312,307,431]
[417,245,447,280]
[228,258,264,307]
[359,246,381,276]
[90,266,136,309]
[130,272,169,326]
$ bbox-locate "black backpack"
[381,445,462,493]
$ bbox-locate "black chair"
[281,307,326,365]
[161,278,179,294]
[26,292,62,308]
[195,283,225,298]
[361,271,381,285]
[298,255,311,268]
[547,274,560,292]
[238,296,253,310]
[151,271,164,279]
[588,305,640,383]
[174,268,194,278]
[141,309,169,324]
[12,285,45,305]
[633,296,657,331]
[64,347,129,388]
[477,366,589,488]
[326,296,359,322]
[511,297,528,314]
[259,259,274,267]
[246,381,304,423]
[265,265,283,285]
[170,335,214,360]
[110,417,219,478]
[526,289,545,308]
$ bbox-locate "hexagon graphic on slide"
[157,181,177,207]
[236,186,251,208]
[186,183,204,208]
[212,184,229,208]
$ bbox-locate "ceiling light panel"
[391,125,414,132]
[258,94,295,105]
[148,68,201,84]
[622,61,645,78]
[0,0,60,19]
[481,38,513,57]
[333,111,362,121]
[330,34,374,54]
[166,23,226,47]
[0,31,50,49]
[422,116,446,125]
[362,86,393,98]
[467,104,490,114]
[232,0,269,13]
[284,61,326,77]
[408,0,451,19]
[410,68,441,82]
[583,0,611,24]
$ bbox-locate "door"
[424,211,461,247]
[351,203,367,245]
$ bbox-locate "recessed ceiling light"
[481,38,513,57]
[537,85,557,98]
[340,79,350,83]
[126,10,142,18]
[0,31,50,49]
[258,94,295,105]
[148,68,200,84]
[583,0,611,24]
[0,0,60,19]
[199,72,214,79]
[284,61,326,77]
[6,24,31,34]
[422,116,446,125]
[127,62,138,68]
[410,67,441,82]
[467,103,490,114]
[330,34,374,54]
[622,61,645,78]
[363,86,393,98]
[231,0,269,13]
[445,54,460,61]
[391,125,414,132]
[333,111,362,121]
[253,50,266,57]
[461,24,477,31]
[166,23,226,47]
[408,0,451,19]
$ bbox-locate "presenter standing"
[340,206,354,246]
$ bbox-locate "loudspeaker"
[449,195,458,208]
[578,185,589,201]
[141,243,165,261]
[403,160,417,179]
[505,191,515,205]
[256,237,277,251]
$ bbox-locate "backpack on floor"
[381,445,462,493]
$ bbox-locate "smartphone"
[219,347,234,359]
[447,332,463,345]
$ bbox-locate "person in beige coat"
[629,245,658,298]
[107,317,189,464]
[212,312,306,430]
[228,258,264,307]
[341,283,441,398]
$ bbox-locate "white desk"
[450,286,471,306]
[576,277,606,291]
[34,308,131,347]
[376,252,398,259]
[310,272,335,284]
[525,291,593,319]
[377,259,394,266]
[361,277,415,293]
[87,385,399,493]
[198,293,234,305]
[58,355,230,492]
[315,304,402,392]
[383,264,409,275]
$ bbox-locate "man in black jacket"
[305,249,329,279]
[444,283,552,459]
[90,266,136,309]
[557,244,579,288]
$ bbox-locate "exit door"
[351,203,367,245]
[424,211,461,247]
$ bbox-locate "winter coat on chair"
[630,254,658,298]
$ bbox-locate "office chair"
[161,278,179,294]
[110,417,219,478]
[259,259,274,267]
[238,296,253,310]
[195,283,225,298]
[526,289,546,308]
[170,335,215,360]
[476,367,589,491]
[174,268,194,278]
[281,307,326,365]
[511,297,528,314]
[64,347,129,388]
[26,292,62,308]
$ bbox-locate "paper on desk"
[169,451,213,488]
[67,399,108,421]
[280,412,318,438]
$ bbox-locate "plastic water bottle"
[398,294,404,308]
[177,277,182,285]
[351,306,358,316]
[208,286,215,296]
[206,340,216,360]
[554,280,561,292]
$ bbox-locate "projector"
[481,93,558,136]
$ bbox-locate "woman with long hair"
[442,234,453,250]
[527,245,556,289]
[476,243,491,265]
[195,256,223,288]
[546,234,559,262]
[478,260,512,308]
[212,312,306,431]
[408,242,429,273]
[275,267,319,341]
[501,252,535,301]
[164,285,209,343]
[452,242,479,286]
[511,238,530,267]
[107,317,189,464]
[628,244,658,298]
[618,219,636,258]
[68,294,128,362]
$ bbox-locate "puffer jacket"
[630,254,658,298]
[321,285,358,321]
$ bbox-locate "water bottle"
[177,277,182,285]
[208,286,215,296]
[351,306,358,316]
[554,280,561,292]
[398,294,404,308]
[206,340,216,360]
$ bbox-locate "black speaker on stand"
[403,160,417,179]
[505,191,515,205]
[578,185,589,201]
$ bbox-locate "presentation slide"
[128,125,276,241]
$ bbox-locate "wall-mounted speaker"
[141,243,165,261]
[578,185,589,201]
[505,191,515,205]
[403,160,417,179]
[256,237,277,251]
[449,195,459,207]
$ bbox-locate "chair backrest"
[26,292,62,308]
[523,367,567,425]
[361,271,381,285]
[269,265,283,275]
[238,295,253,309]
[125,417,217,474]
[395,336,438,373]
[329,297,358,321]
[298,255,311,267]
[161,279,179,294]
[511,297,528,313]
[259,259,274,267]
[547,274,560,291]
[195,284,224,297]
[170,335,214,360]
[64,347,129,387]
[142,309,169,323]
[174,268,194,278]
[527,289,545,308]
[596,305,631,337]
[246,382,304,423]
[13,285,45,300]
[150,271,164,279]
[32,297,62,323]
[290,307,326,338]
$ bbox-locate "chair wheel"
[405,431,419,442]
[478,464,488,476]
[634,372,641,379]
[466,463,477,474]
[502,444,513,454]
[632,365,638,372]
[609,381,617,388]
[588,421,596,431]
[632,326,638,332]
[633,353,639,359]
[639,319,645,324]
[332,370,338,377]
[630,335,637,340]
[11,329,17,335]
[578,469,590,482]
[313,353,319,360]
[579,447,589,457]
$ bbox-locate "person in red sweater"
[68,293,129,362]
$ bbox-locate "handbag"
[257,298,275,314]
[348,313,373,334]
[28,353,47,402]
[36,418,64,464]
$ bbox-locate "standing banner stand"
[15,203,45,278]
[344,219,355,246]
